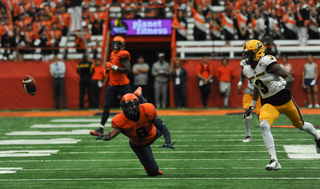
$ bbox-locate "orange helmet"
[111,36,126,52]
[120,93,140,120]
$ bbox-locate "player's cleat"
[315,104,320,108]
[90,127,104,136]
[308,104,313,108]
[315,134,320,153]
[144,167,163,176]
[242,136,252,142]
[134,86,142,98]
[265,159,281,171]
[96,134,110,140]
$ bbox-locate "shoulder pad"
[112,113,126,127]
[119,50,131,60]
[240,60,247,68]
[140,103,156,119]
[260,55,277,67]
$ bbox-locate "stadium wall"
[0,58,318,109]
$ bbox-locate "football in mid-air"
[23,75,37,96]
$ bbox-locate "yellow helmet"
[242,40,265,68]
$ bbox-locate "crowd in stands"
[173,0,320,47]
[1,0,320,61]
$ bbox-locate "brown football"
[23,75,37,96]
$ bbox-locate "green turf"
[0,114,320,189]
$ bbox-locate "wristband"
[113,65,118,70]
[237,81,243,86]
[250,100,257,107]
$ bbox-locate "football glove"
[159,141,176,150]
[269,80,287,90]
[106,62,118,70]
[243,106,254,119]
[96,134,110,140]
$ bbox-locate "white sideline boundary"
[0,159,315,163]
[1,177,320,181]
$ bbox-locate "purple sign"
[110,19,172,36]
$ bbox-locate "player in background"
[90,36,131,136]
[242,39,320,171]
[237,57,261,142]
[96,88,175,176]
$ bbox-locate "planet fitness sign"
[111,19,172,36]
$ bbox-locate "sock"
[100,110,110,127]
[260,120,277,160]
[244,118,251,137]
[301,122,320,139]
[140,95,147,104]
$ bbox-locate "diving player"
[96,89,175,176]
[242,39,320,171]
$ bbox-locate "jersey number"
[136,127,148,139]
[255,79,269,94]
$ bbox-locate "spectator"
[209,12,221,40]
[221,7,235,41]
[148,0,165,19]
[196,56,213,108]
[302,54,319,108]
[77,53,95,109]
[172,10,188,41]
[24,22,38,54]
[75,26,91,54]
[55,5,71,36]
[270,8,281,39]
[152,53,170,108]
[236,3,250,40]
[50,55,67,109]
[277,0,296,18]
[38,25,53,62]
[119,0,142,19]
[91,59,106,108]
[132,55,150,101]
[309,7,320,39]
[0,16,13,60]
[280,54,294,90]
[251,9,261,40]
[216,58,235,108]
[296,0,310,46]
[257,10,276,41]
[49,22,62,55]
[9,26,26,61]
[171,59,188,108]
[282,6,297,39]
[69,0,82,32]
[96,0,112,8]
[190,0,209,40]
[15,13,32,31]
[89,7,105,35]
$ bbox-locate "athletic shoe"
[90,127,104,136]
[242,136,252,142]
[315,131,320,153]
[144,167,163,175]
[315,104,320,108]
[308,104,313,108]
[134,87,142,98]
[265,159,281,171]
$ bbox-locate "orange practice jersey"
[112,103,157,146]
[196,64,213,79]
[92,65,105,80]
[108,50,131,86]
[216,65,234,82]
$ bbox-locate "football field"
[0,111,320,189]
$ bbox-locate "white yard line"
[30,124,111,128]
[5,130,92,135]
[0,171,16,174]
[0,139,81,145]
[50,118,112,122]
[1,177,320,181]
[58,151,285,154]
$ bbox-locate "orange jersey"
[216,65,234,82]
[92,65,105,80]
[196,64,213,79]
[112,103,157,146]
[108,50,131,86]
